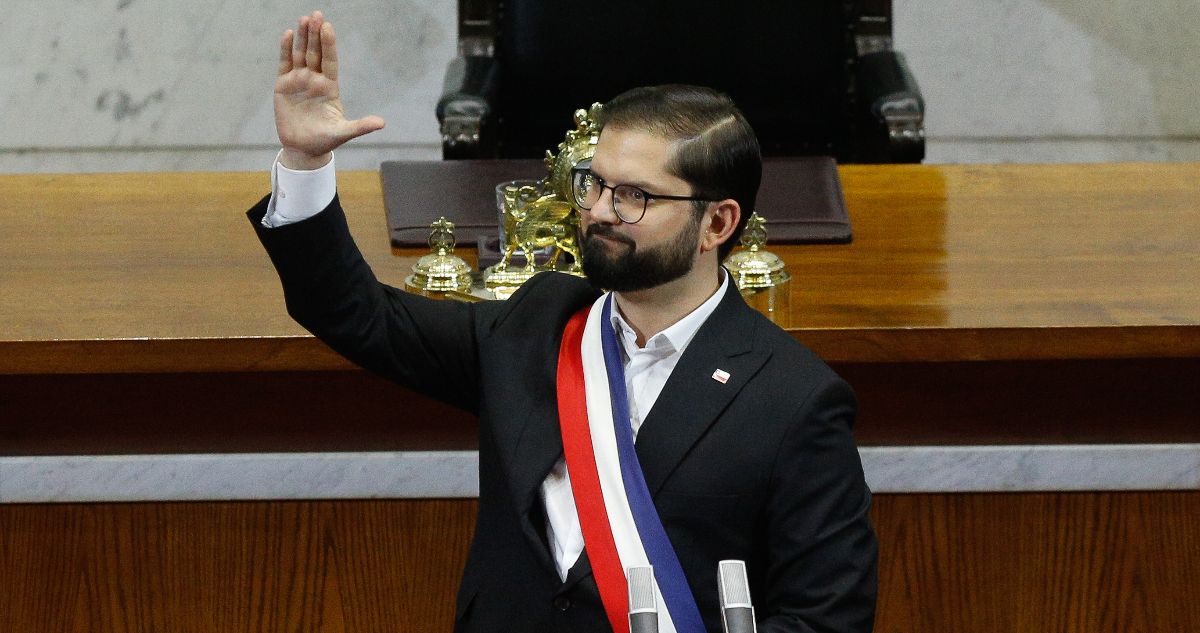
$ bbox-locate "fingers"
[285,11,336,76]
[320,21,338,81]
[278,30,294,76]
[306,12,323,70]
[292,15,309,69]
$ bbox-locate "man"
[251,11,877,633]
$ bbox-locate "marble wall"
[1,0,454,173]
[3,0,1198,172]
[900,0,1200,162]
[5,445,1197,502]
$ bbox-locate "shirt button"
[553,596,572,611]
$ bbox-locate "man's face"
[579,126,704,292]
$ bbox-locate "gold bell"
[726,213,791,289]
[406,217,473,293]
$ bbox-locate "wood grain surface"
[0,171,389,374]
[3,163,1199,373]
[2,493,1196,632]
[872,492,1200,633]
[0,500,477,633]
[0,371,478,455]
[839,358,1200,445]
[3,358,1199,456]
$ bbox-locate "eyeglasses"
[570,167,716,224]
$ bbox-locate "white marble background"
[1,0,453,173]
[2,445,1197,503]
[2,0,1198,172]
[899,0,1200,162]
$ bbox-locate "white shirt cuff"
[261,149,338,228]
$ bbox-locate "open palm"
[274,12,385,165]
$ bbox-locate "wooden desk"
[2,165,1198,450]
[1,165,1198,631]
[3,164,1199,373]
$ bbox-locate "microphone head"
[718,560,752,608]
[627,566,659,633]
[627,565,657,614]
[718,560,756,633]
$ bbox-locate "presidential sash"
[556,294,705,633]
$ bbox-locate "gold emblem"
[485,104,602,298]
[726,213,791,289]
[406,217,474,293]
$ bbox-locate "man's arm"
[251,12,486,413]
[759,377,878,633]
[250,194,486,414]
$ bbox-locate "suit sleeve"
[248,193,489,414]
[759,377,878,633]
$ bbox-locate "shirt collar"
[609,269,730,356]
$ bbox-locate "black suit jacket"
[250,195,877,633]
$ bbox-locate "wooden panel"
[0,500,477,633]
[4,359,1198,456]
[2,493,1197,632]
[0,371,478,456]
[872,492,1200,633]
[0,338,357,375]
[840,358,1200,445]
[791,325,1200,363]
[3,164,1200,372]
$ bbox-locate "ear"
[700,199,741,254]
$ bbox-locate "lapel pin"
[712,369,731,384]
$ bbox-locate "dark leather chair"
[437,0,924,163]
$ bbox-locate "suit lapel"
[490,278,597,579]
[634,284,771,497]
[509,394,566,576]
[492,323,567,518]
[509,393,565,509]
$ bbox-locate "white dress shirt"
[260,150,338,228]
[261,153,730,580]
[540,277,727,580]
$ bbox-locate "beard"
[580,215,701,292]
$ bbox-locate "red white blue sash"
[556,294,705,633]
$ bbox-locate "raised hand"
[274,11,385,170]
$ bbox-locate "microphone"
[718,560,756,633]
[627,565,659,633]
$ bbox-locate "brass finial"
[741,213,769,251]
[726,213,791,289]
[406,217,473,293]
[429,217,457,254]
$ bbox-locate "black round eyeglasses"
[570,167,716,224]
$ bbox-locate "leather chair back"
[494,0,853,158]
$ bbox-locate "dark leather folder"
[382,157,851,248]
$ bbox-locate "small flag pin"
[712,369,731,384]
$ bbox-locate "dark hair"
[596,85,762,260]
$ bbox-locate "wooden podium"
[1,164,1198,631]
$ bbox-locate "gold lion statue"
[488,104,601,284]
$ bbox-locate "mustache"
[584,223,636,247]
